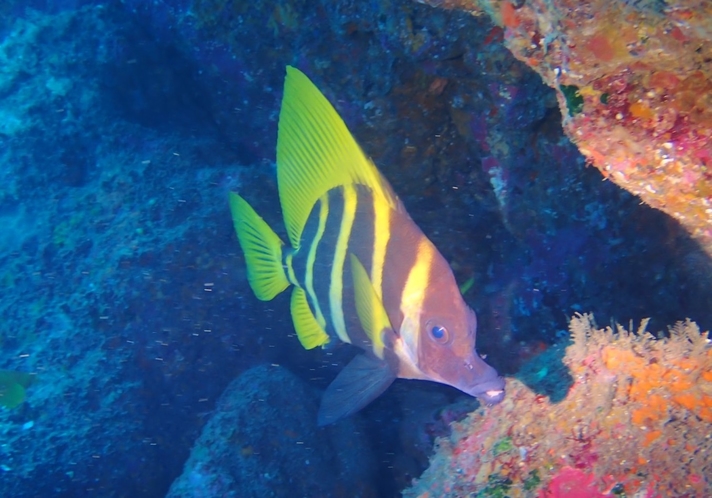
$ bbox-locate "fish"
[0,370,35,409]
[230,66,505,425]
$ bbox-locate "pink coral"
[539,467,605,498]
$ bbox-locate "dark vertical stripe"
[311,187,345,339]
[348,186,376,275]
[339,186,378,349]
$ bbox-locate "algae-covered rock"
[406,313,712,497]
[421,0,712,257]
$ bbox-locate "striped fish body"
[230,66,505,425]
[288,185,384,351]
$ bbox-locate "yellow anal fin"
[290,286,330,350]
[277,66,396,249]
[350,253,391,359]
[229,192,289,301]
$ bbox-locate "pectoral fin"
[317,354,396,426]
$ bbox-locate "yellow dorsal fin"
[277,66,396,249]
[290,286,330,350]
[349,254,390,359]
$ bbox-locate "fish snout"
[459,357,505,405]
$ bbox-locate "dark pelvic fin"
[317,354,396,426]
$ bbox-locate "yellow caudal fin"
[350,254,390,359]
[229,192,289,301]
[276,66,397,249]
[290,287,330,349]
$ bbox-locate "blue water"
[0,1,709,497]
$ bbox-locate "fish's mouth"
[467,378,506,405]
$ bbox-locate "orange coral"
[499,1,520,29]
[406,314,712,497]
[601,340,712,425]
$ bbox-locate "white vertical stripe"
[329,186,357,343]
[305,196,329,329]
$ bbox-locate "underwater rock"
[420,0,712,258]
[166,364,377,498]
[405,313,712,497]
[2,1,711,497]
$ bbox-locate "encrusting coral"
[406,313,712,497]
[418,0,712,258]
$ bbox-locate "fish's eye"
[430,325,449,344]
